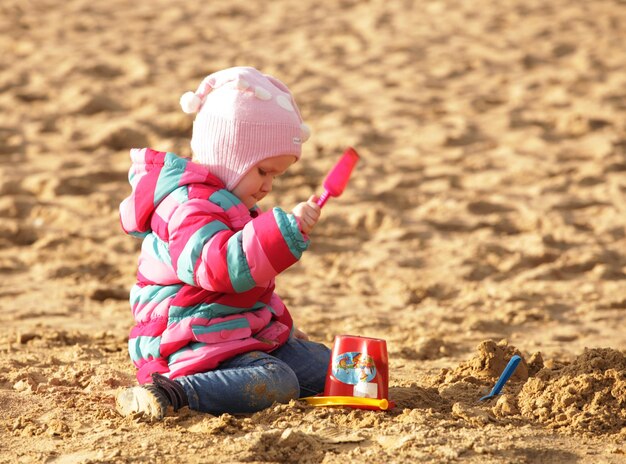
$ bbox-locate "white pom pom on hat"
[300,123,311,142]
[180,91,202,114]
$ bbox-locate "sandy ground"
[1,0,626,462]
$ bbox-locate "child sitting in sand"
[115,66,330,420]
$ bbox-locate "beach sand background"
[1,0,625,462]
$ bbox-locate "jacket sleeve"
[269,292,294,332]
[168,200,309,293]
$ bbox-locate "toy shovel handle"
[317,190,330,207]
[490,355,522,396]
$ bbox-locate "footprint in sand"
[467,200,516,215]
[89,287,129,302]
[0,220,38,247]
[0,196,36,219]
[347,205,395,233]
[533,259,599,281]
[497,251,560,279]
[428,218,478,234]
[0,256,26,274]
[47,261,119,282]
[81,122,149,151]
[397,336,453,361]
[69,94,125,116]
[0,126,24,156]
[51,170,128,196]
[552,197,611,211]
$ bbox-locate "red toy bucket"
[324,335,389,405]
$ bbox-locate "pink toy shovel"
[316,147,360,207]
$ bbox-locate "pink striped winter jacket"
[119,148,309,384]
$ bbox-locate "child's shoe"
[115,384,170,420]
[115,373,188,420]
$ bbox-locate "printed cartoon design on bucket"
[333,352,377,384]
[333,351,379,398]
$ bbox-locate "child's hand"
[292,195,321,235]
[293,327,310,340]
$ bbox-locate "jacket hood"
[119,148,224,237]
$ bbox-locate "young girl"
[116,66,330,420]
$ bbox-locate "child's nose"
[261,179,272,193]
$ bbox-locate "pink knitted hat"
[180,66,311,190]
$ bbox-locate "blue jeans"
[175,337,331,414]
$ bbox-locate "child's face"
[232,154,297,209]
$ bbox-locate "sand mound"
[519,348,626,434]
[439,340,534,384]
[435,343,626,435]
[431,341,539,427]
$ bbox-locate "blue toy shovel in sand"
[479,355,522,401]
